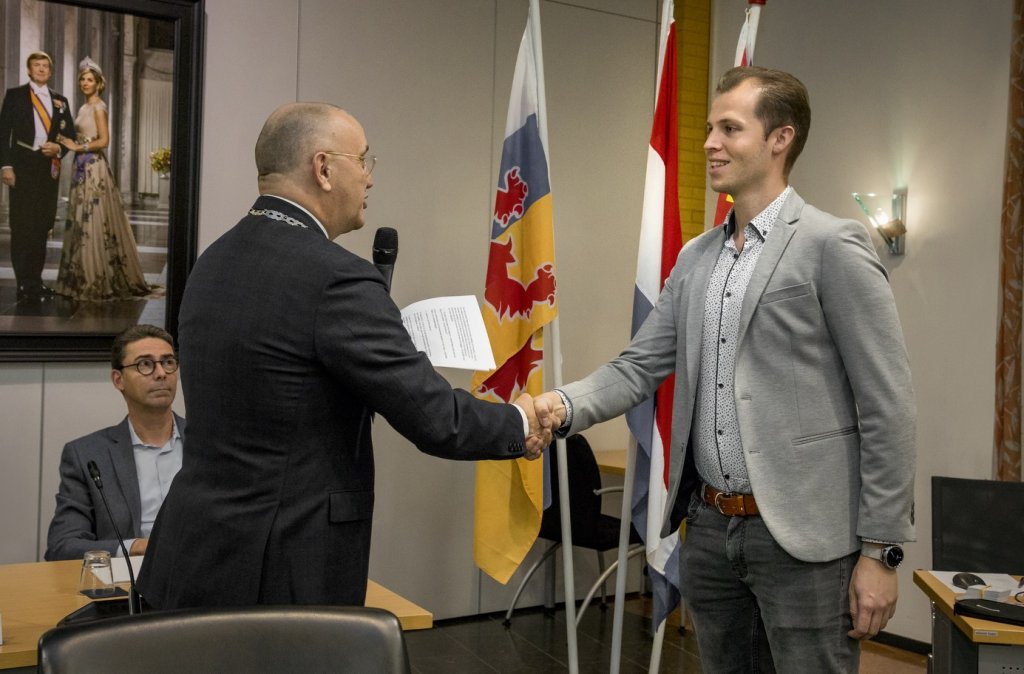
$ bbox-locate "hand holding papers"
[401,296,495,370]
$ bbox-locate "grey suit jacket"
[44,414,186,561]
[561,190,916,562]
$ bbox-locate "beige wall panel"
[197,0,300,252]
[561,0,658,21]
[297,0,507,620]
[36,364,133,560]
[0,365,43,564]
[710,0,1012,643]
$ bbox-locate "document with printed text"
[401,295,495,371]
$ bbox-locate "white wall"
[709,0,1013,643]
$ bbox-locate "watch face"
[883,546,904,568]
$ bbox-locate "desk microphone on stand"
[87,460,141,615]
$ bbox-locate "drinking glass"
[79,550,115,598]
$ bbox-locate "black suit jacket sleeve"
[0,86,21,166]
[314,266,525,459]
[0,86,75,165]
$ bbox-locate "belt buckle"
[713,490,729,516]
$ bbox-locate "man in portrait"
[0,50,76,300]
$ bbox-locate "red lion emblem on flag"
[493,167,529,226]
[485,238,555,320]
[479,339,543,402]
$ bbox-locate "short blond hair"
[26,51,53,70]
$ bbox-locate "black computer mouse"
[952,572,986,589]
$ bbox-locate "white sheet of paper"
[928,570,1020,595]
[111,555,145,584]
[400,295,495,371]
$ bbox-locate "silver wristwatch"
[861,543,904,570]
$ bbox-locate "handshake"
[513,391,568,460]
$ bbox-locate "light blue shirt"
[119,417,183,556]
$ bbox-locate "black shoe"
[16,283,53,301]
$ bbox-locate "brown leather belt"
[702,484,760,517]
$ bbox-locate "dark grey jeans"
[678,492,860,673]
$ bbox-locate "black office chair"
[931,475,1024,573]
[503,434,642,626]
[38,605,411,674]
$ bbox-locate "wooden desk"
[595,448,627,476]
[0,560,432,670]
[913,569,1024,673]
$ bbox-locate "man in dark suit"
[139,102,548,609]
[0,51,76,300]
[535,67,915,672]
[45,324,184,561]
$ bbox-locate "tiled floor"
[405,598,928,673]
[0,207,168,333]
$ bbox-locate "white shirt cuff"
[512,403,529,437]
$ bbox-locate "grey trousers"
[679,492,861,673]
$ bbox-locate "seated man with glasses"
[45,324,185,561]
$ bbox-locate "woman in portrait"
[54,56,159,301]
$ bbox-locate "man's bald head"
[254,102,374,239]
[255,102,348,178]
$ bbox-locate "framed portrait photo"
[0,0,203,361]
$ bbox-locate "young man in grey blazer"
[45,325,184,561]
[536,66,915,672]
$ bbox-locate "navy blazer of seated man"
[45,414,186,561]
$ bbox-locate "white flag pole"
[529,1,578,672]
[609,441,638,674]
[611,2,674,672]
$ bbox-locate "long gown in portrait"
[54,100,160,300]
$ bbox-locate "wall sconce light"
[852,188,907,255]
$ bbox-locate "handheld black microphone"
[372,227,399,293]
[88,460,141,615]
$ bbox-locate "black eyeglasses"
[118,356,178,376]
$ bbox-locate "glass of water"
[79,550,115,598]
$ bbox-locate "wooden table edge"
[0,563,433,670]
[913,569,1024,646]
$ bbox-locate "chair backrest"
[538,434,604,542]
[38,605,411,674]
[931,475,1024,574]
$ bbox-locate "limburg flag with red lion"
[472,4,556,584]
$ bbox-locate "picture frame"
[0,0,203,361]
